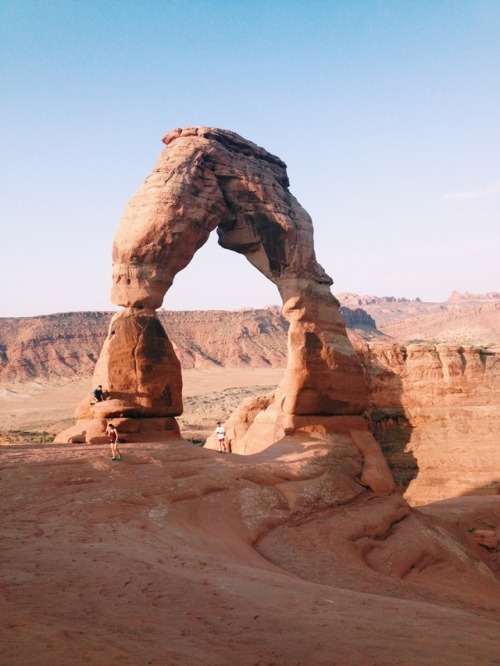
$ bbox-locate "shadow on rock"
[356,343,419,491]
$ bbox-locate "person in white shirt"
[215,422,226,453]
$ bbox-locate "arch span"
[67,128,368,443]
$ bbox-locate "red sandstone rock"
[472,530,499,550]
[358,342,500,504]
[63,127,368,442]
[53,418,108,444]
[75,310,183,422]
[2,439,500,664]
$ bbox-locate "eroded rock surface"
[2,438,499,665]
[360,343,500,504]
[79,310,183,418]
[0,306,382,382]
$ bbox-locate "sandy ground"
[2,370,500,664]
[0,368,285,441]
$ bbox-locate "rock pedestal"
[276,278,368,418]
[55,309,182,444]
[77,309,182,419]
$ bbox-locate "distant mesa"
[340,306,377,330]
[339,291,500,307]
[337,292,416,307]
[446,290,500,302]
[0,306,382,383]
[1,293,498,384]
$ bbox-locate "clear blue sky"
[1,0,498,317]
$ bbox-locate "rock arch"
[61,127,369,445]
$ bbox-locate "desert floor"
[2,370,500,665]
[0,368,286,442]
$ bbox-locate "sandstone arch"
[62,127,370,446]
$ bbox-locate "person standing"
[215,422,226,453]
[106,423,122,460]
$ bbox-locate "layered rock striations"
[159,308,289,369]
[379,302,500,347]
[0,309,288,381]
[337,291,500,345]
[0,306,380,383]
[0,312,108,382]
[360,343,500,504]
[4,293,496,385]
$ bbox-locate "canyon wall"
[3,292,497,384]
[0,306,377,382]
[380,302,500,346]
[361,343,500,504]
[337,292,500,345]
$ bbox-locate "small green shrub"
[186,437,205,447]
[0,430,55,444]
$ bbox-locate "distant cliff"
[359,342,500,504]
[3,291,497,384]
[338,292,500,344]
[1,301,498,506]
[0,312,107,383]
[0,305,380,382]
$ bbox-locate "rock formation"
[109,126,367,418]
[379,302,500,346]
[4,432,500,664]
[57,127,377,457]
[0,312,108,383]
[4,294,497,384]
[360,342,500,504]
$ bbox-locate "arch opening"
[60,127,369,448]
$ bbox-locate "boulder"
[54,419,108,445]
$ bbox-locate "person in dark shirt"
[106,423,121,461]
[93,385,105,402]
